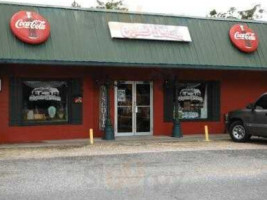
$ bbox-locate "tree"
[208,4,264,20]
[96,0,128,11]
[71,1,81,8]
[239,4,264,20]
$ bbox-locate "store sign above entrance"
[229,24,259,53]
[10,11,50,44]
[108,22,192,42]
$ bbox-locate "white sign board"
[117,89,126,102]
[108,22,192,42]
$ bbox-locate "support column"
[172,77,183,138]
[103,83,115,140]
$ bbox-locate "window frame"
[177,81,208,121]
[254,94,267,110]
[164,80,221,122]
[20,78,71,126]
[10,77,83,127]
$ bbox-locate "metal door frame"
[114,81,153,136]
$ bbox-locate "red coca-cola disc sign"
[229,24,259,53]
[10,11,50,44]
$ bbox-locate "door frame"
[114,81,153,136]
[247,109,267,136]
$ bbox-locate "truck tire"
[229,121,251,142]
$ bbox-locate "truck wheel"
[229,121,250,142]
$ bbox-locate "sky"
[1,0,267,20]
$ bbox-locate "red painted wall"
[1,64,267,143]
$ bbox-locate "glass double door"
[115,81,153,136]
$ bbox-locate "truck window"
[255,95,267,110]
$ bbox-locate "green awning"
[0,3,267,70]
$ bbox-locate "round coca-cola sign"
[229,24,259,53]
[10,11,50,44]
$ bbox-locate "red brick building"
[0,3,267,143]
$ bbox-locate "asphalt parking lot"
[0,147,267,200]
[1,135,267,200]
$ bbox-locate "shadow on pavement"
[248,137,267,145]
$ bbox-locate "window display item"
[29,87,61,101]
[48,106,56,118]
[27,110,34,120]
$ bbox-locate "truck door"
[249,95,267,136]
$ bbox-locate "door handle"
[135,106,138,113]
[134,101,138,113]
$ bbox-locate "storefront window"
[22,81,68,123]
[164,80,220,122]
[177,82,208,120]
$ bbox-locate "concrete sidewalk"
[0,134,229,149]
[1,134,267,161]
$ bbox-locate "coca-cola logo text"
[229,24,259,53]
[15,19,46,30]
[10,10,50,44]
[234,32,256,41]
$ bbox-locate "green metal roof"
[1,2,267,70]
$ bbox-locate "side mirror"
[246,103,254,110]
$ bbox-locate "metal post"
[172,77,183,138]
[103,83,115,140]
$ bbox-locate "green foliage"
[209,7,237,19]
[96,0,128,11]
[71,1,81,8]
[239,4,264,20]
[208,4,264,20]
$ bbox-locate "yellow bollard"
[204,125,210,142]
[89,129,94,145]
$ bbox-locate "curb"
[0,135,230,150]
